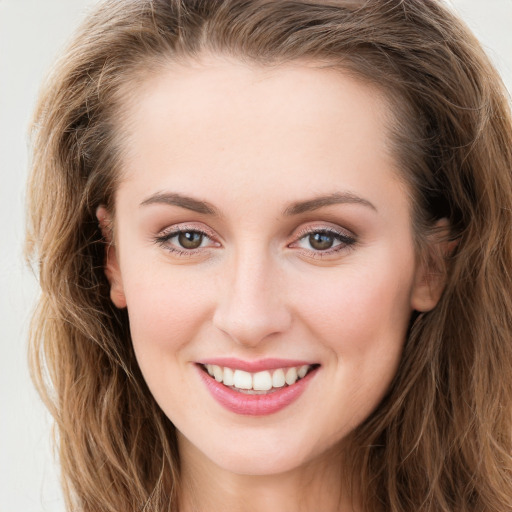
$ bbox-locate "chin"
[214,450,308,476]
[186,425,330,477]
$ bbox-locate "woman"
[26,0,512,511]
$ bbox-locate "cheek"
[291,250,416,415]
[119,264,218,420]
[121,263,214,365]
[296,263,414,344]
[292,263,414,432]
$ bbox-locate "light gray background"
[1,1,511,511]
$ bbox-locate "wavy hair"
[26,1,512,510]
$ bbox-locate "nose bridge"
[213,242,291,346]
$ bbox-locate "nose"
[212,249,292,347]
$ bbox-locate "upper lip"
[196,357,318,373]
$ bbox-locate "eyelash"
[154,224,219,257]
[291,226,357,258]
[154,225,356,258]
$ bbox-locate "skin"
[98,56,444,511]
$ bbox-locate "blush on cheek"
[128,299,200,352]
[297,267,411,351]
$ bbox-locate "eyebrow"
[139,190,376,216]
[140,192,219,215]
[283,192,377,215]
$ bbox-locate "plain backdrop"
[1,1,510,511]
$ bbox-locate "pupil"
[178,231,203,249]
[309,232,334,250]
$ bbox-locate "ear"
[410,218,456,312]
[96,206,127,309]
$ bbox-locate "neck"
[177,434,361,512]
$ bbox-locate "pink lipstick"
[196,359,319,416]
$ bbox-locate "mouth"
[196,360,321,416]
[199,363,320,394]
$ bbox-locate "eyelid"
[292,223,355,241]
[156,222,218,240]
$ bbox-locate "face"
[100,57,439,477]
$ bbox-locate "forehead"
[121,55,393,143]
[114,56,408,218]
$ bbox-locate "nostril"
[212,306,293,347]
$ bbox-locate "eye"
[176,231,205,249]
[291,227,356,255]
[307,231,338,251]
[154,225,220,254]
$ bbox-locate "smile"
[196,360,320,416]
[202,363,315,393]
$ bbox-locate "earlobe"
[410,268,445,312]
[410,219,455,312]
[96,206,127,309]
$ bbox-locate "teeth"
[272,368,285,388]
[213,365,223,382]
[253,371,272,391]
[223,367,234,386]
[298,365,309,378]
[203,363,314,392]
[233,370,252,389]
[285,367,298,385]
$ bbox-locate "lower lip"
[196,365,319,416]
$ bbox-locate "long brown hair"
[26,1,512,510]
